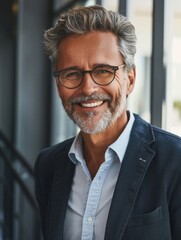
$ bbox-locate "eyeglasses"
[54,64,125,89]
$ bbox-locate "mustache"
[68,93,111,104]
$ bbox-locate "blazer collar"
[105,114,156,240]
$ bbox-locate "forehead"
[57,31,123,68]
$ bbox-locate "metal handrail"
[0,130,33,176]
[0,130,38,214]
[0,149,39,213]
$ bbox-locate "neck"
[81,111,129,177]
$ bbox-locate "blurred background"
[0,0,181,239]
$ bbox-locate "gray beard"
[63,92,126,135]
[72,109,112,134]
[62,77,127,134]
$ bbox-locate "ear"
[55,77,59,88]
[52,63,61,97]
[54,76,62,98]
[126,67,136,96]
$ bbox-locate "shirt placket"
[81,161,112,240]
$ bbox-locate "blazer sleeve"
[169,167,181,240]
[34,149,56,240]
[34,138,74,239]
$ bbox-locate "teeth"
[81,101,103,108]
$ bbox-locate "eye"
[93,66,114,77]
[62,69,82,79]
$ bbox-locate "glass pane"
[102,0,119,11]
[127,0,153,122]
[164,0,181,136]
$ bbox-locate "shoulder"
[133,114,181,185]
[37,137,75,162]
[133,114,181,170]
[152,124,181,148]
[151,126,181,175]
[34,137,75,180]
[133,113,181,148]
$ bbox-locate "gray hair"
[44,5,137,70]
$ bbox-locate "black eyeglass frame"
[54,64,125,89]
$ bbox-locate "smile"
[80,101,103,108]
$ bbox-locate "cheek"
[57,87,74,101]
[113,74,123,88]
[110,79,127,104]
[109,77,123,97]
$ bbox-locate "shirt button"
[88,217,93,223]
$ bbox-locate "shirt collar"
[69,111,135,164]
[107,111,135,163]
[69,132,83,164]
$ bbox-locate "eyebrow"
[57,63,112,72]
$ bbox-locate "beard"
[61,79,127,135]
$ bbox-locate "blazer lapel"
[105,115,156,240]
[48,149,75,240]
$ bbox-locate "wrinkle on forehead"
[56,31,122,70]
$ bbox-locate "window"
[127,0,153,122]
[164,0,181,135]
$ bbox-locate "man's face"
[56,32,135,134]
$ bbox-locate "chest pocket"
[127,206,162,227]
[122,206,172,240]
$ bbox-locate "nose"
[79,72,98,95]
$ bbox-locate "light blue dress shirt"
[63,112,135,240]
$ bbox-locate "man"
[34,5,181,240]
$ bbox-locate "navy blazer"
[34,114,181,240]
